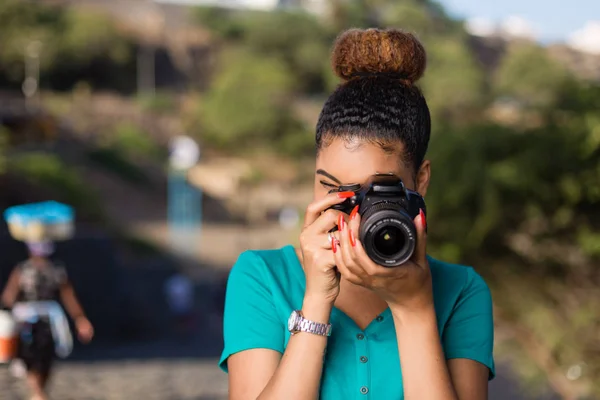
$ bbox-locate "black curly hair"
[316,28,432,174]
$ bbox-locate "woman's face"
[313,137,431,201]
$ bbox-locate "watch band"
[288,310,332,337]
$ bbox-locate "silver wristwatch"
[287,310,332,337]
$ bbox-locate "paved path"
[1,358,227,400]
[0,357,556,400]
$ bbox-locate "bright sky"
[439,0,599,40]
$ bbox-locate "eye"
[319,180,337,189]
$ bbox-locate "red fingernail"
[349,205,359,220]
[337,191,354,199]
[349,230,356,247]
[419,208,426,230]
[332,236,337,253]
[338,213,345,230]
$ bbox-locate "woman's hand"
[75,316,94,343]
[299,191,354,306]
[333,206,433,312]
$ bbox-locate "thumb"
[412,209,428,267]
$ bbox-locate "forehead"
[315,138,406,184]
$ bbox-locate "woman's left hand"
[333,206,433,312]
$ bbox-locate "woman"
[220,28,494,399]
[1,241,94,400]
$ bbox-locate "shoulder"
[16,260,30,271]
[430,256,489,291]
[228,246,296,284]
[428,256,492,313]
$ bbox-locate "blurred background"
[0,0,598,399]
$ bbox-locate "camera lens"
[359,203,416,267]
[373,226,406,257]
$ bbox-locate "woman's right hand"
[299,191,354,306]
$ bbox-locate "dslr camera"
[328,174,426,267]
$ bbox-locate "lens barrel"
[359,203,416,267]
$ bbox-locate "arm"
[59,281,86,320]
[224,195,345,400]
[443,269,495,399]
[392,267,494,400]
[60,280,94,343]
[336,210,492,400]
[229,297,332,400]
[392,305,459,400]
[1,268,21,308]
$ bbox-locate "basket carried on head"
[4,201,75,242]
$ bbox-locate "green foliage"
[9,152,103,219]
[494,43,571,108]
[87,148,151,187]
[59,8,131,65]
[422,36,487,122]
[136,92,177,115]
[426,82,600,397]
[379,0,433,34]
[0,0,134,90]
[192,6,245,39]
[195,7,331,94]
[110,122,163,161]
[85,122,160,186]
[238,10,330,93]
[197,48,312,157]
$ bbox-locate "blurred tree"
[58,9,131,65]
[379,0,433,35]
[0,0,135,92]
[422,36,487,124]
[194,7,331,94]
[193,6,245,40]
[494,42,570,109]
[426,82,600,399]
[328,0,371,32]
[193,48,312,156]
[237,10,331,94]
[9,152,104,220]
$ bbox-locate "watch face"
[288,310,299,332]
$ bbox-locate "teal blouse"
[220,245,495,399]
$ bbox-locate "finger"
[338,212,363,276]
[333,239,362,286]
[348,205,360,245]
[351,237,392,277]
[316,247,338,272]
[303,191,355,227]
[411,209,428,268]
[309,208,343,234]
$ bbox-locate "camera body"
[329,174,426,267]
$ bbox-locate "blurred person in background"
[164,272,195,337]
[1,241,94,400]
[220,28,494,399]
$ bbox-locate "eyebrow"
[316,169,341,184]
